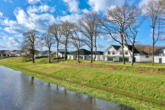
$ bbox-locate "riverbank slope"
[0,57,165,110]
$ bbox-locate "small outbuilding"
[154,47,165,64]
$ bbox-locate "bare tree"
[101,5,141,65]
[123,7,143,66]
[159,0,165,10]
[70,24,85,63]
[141,0,164,66]
[41,33,55,63]
[22,30,38,63]
[78,12,101,63]
[60,21,75,61]
[125,20,143,66]
[48,23,61,63]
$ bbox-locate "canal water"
[0,66,134,110]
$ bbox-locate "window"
[119,57,129,62]
[108,51,111,55]
[79,56,83,60]
[112,51,115,55]
[108,57,113,61]
[125,58,129,62]
[125,51,128,55]
[145,56,149,58]
[120,51,122,55]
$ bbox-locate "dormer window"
[125,51,128,55]
[108,51,111,55]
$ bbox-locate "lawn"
[0,57,165,110]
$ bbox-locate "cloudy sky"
[0,0,164,51]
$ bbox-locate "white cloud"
[0,35,21,49]
[63,0,80,13]
[27,5,55,14]
[0,12,3,17]
[88,0,125,12]
[56,14,82,23]
[139,0,152,7]
[82,9,90,14]
[3,7,56,34]
[27,0,41,4]
[139,0,162,14]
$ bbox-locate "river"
[0,66,134,110]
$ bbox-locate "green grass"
[0,57,165,110]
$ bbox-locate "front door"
[159,58,162,64]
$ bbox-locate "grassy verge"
[0,57,165,110]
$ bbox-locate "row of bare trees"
[22,1,165,66]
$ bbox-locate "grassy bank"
[0,57,165,110]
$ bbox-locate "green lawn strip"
[0,57,165,110]
[1,64,164,110]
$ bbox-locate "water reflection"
[0,66,135,110]
[31,76,34,85]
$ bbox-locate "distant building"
[51,49,67,58]
[35,50,52,58]
[154,47,165,64]
[67,49,104,61]
[0,50,10,57]
[103,45,152,62]
[9,50,22,57]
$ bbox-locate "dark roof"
[105,45,121,53]
[59,51,69,54]
[139,51,148,55]
[13,50,21,54]
[135,45,164,54]
[112,45,121,50]
[0,50,10,55]
[68,49,103,55]
[127,45,139,54]
[127,45,150,55]
[154,47,165,56]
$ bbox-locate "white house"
[35,50,51,58]
[51,49,66,58]
[9,50,22,57]
[0,50,10,57]
[154,48,165,64]
[67,49,104,61]
[103,45,152,62]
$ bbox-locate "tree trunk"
[152,27,155,66]
[121,44,125,65]
[94,38,97,62]
[64,43,67,61]
[77,48,80,63]
[152,44,155,66]
[121,33,125,65]
[32,53,35,63]
[131,46,135,66]
[91,47,93,63]
[91,38,93,63]
[48,47,51,63]
[57,42,59,63]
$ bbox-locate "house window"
[145,56,149,58]
[125,51,128,55]
[120,51,122,55]
[159,53,163,56]
[112,51,115,55]
[108,57,113,61]
[108,51,111,55]
[79,56,83,60]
